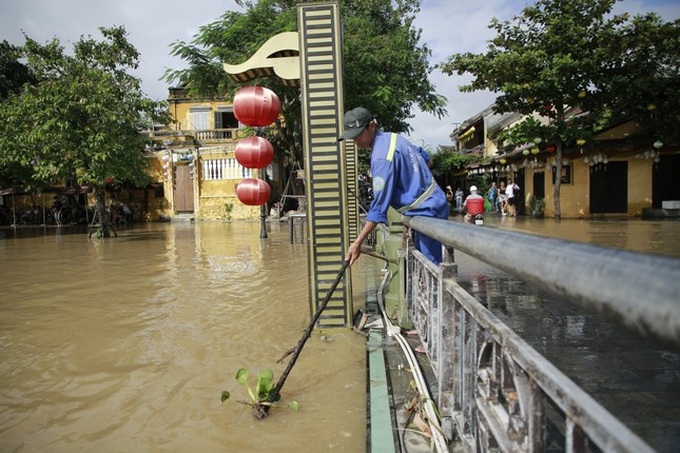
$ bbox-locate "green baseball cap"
[338,107,373,141]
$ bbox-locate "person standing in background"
[487,182,498,213]
[505,179,520,217]
[455,187,464,212]
[446,185,454,209]
[499,181,507,215]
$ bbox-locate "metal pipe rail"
[405,247,655,452]
[403,216,680,349]
[401,246,669,450]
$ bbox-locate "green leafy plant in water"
[221,368,299,412]
[93,226,104,238]
[224,203,234,220]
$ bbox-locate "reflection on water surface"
[0,222,367,452]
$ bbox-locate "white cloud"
[1,0,241,100]
[409,0,680,148]
[1,0,678,147]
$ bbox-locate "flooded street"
[489,216,680,258]
[0,222,369,452]
[2,216,679,452]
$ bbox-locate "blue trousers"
[413,230,443,265]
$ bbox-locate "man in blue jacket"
[339,107,449,265]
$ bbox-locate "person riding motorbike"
[463,185,485,224]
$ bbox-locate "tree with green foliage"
[0,40,37,101]
[0,27,170,236]
[430,147,478,177]
[601,13,680,143]
[440,0,679,219]
[163,0,446,169]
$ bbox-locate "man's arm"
[345,220,378,266]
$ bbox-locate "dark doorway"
[652,154,680,208]
[590,161,627,213]
[533,171,545,199]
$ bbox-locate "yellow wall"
[193,148,263,221]
[531,156,654,219]
[169,99,229,131]
[551,160,591,218]
[628,158,653,217]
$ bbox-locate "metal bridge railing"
[402,216,680,452]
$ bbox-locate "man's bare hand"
[346,220,376,266]
[345,241,362,266]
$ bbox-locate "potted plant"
[530,196,545,218]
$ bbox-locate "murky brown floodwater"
[3,216,679,452]
[487,215,680,258]
[0,221,372,452]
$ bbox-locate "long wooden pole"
[254,260,350,419]
[360,246,397,265]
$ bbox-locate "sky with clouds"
[1,0,678,149]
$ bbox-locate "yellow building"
[451,104,679,219]
[148,86,280,221]
[0,86,283,226]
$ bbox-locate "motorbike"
[464,197,485,225]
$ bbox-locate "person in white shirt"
[505,179,520,217]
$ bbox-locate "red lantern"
[235,136,274,169]
[233,86,281,127]
[236,178,271,206]
[546,145,556,153]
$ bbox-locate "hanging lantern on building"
[523,149,530,156]
[235,136,274,169]
[236,178,271,206]
[531,147,540,155]
[233,86,281,127]
[546,145,556,153]
[499,158,507,164]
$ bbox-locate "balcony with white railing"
[149,128,248,145]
